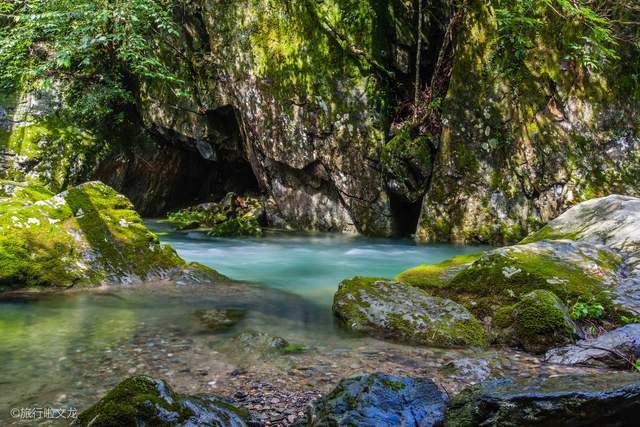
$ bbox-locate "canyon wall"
[1,0,638,242]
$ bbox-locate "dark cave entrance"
[389,193,424,237]
[95,105,261,217]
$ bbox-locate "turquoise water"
[150,222,488,305]
[0,226,490,425]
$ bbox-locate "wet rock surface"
[445,372,640,427]
[75,375,258,427]
[195,309,246,332]
[546,324,640,369]
[333,277,486,347]
[300,373,447,427]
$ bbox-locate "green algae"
[396,253,482,290]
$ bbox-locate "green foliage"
[166,194,263,237]
[621,315,640,325]
[0,0,185,135]
[494,0,628,73]
[570,301,605,321]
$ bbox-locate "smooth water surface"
[150,221,487,304]
[0,226,494,425]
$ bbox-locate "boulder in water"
[75,375,257,427]
[0,181,219,291]
[333,277,487,347]
[301,373,447,427]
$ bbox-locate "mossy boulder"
[441,241,619,319]
[75,375,256,427]
[0,180,219,291]
[333,277,487,348]
[396,253,482,290]
[302,373,447,427]
[494,290,579,353]
[167,193,263,237]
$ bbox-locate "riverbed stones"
[195,309,246,332]
[301,373,447,427]
[494,290,580,353]
[545,324,640,368]
[75,375,257,427]
[333,277,487,347]
[445,372,640,426]
[0,180,225,291]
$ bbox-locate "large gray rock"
[300,373,447,427]
[333,277,487,347]
[523,195,640,314]
[545,324,640,369]
[445,372,640,427]
[75,375,258,427]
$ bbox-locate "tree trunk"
[414,0,423,118]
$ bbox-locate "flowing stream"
[0,225,592,425]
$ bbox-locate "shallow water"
[150,221,487,305]
[0,227,593,425]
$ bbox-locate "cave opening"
[389,193,424,238]
[95,105,261,217]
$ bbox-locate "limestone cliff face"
[416,1,640,244]
[2,1,638,240]
[136,0,410,234]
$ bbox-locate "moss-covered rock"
[441,241,619,319]
[494,290,579,353]
[167,193,263,237]
[333,277,487,348]
[0,180,219,291]
[417,1,640,245]
[396,253,482,290]
[75,375,256,427]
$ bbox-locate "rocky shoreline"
[3,184,640,426]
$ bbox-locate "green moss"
[76,375,253,427]
[332,276,386,326]
[187,262,229,281]
[520,225,582,244]
[396,253,482,290]
[0,115,98,190]
[0,181,184,290]
[63,182,184,276]
[280,343,307,355]
[497,289,578,353]
[76,376,184,427]
[442,247,612,318]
